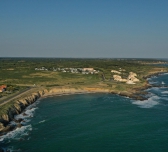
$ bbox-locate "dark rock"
[17,123,23,128]
[13,118,23,123]
[23,113,28,116]
[18,118,24,123]
[0,148,4,152]
[2,125,15,133]
[0,90,47,138]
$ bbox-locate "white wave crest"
[150,76,158,79]
[161,81,165,84]
[132,96,160,108]
[162,73,168,75]
[25,107,37,117]
[39,120,46,124]
[149,81,159,84]
[162,91,168,94]
[161,97,168,101]
[0,125,32,142]
[15,107,37,120]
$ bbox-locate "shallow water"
[1,73,168,152]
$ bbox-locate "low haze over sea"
[1,71,168,151]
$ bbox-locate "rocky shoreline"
[0,71,167,139]
[0,87,110,137]
[0,90,48,136]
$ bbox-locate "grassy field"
[0,58,167,99]
[0,58,167,118]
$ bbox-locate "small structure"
[113,75,127,82]
[0,85,7,93]
[35,67,48,71]
[83,68,94,72]
[111,70,121,74]
[119,68,126,72]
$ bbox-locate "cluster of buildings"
[0,85,7,93]
[35,67,99,74]
[56,68,99,74]
[34,66,139,84]
[35,67,48,71]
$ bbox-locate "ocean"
[0,73,168,152]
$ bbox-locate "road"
[0,87,34,106]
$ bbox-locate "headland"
[0,58,168,135]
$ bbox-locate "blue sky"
[0,0,168,58]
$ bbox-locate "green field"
[0,58,167,118]
[0,58,167,99]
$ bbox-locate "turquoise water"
[1,73,168,152]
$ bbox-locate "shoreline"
[44,87,110,97]
[0,71,167,136]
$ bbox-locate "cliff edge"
[0,89,48,134]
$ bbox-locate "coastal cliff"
[47,87,110,95]
[0,87,111,134]
[0,89,48,133]
[0,69,165,135]
[0,84,150,134]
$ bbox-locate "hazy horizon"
[1,0,168,58]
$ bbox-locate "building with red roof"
[0,85,7,93]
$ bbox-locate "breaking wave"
[0,99,40,150]
[39,120,46,124]
[161,91,168,94]
[132,95,160,108]
[15,107,37,120]
[14,100,40,123]
[162,73,168,75]
[0,125,32,142]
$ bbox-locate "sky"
[0,0,168,58]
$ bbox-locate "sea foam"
[1,101,39,143]
[161,91,168,94]
[0,125,32,142]
[132,95,160,108]
[162,73,168,75]
[39,120,46,124]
